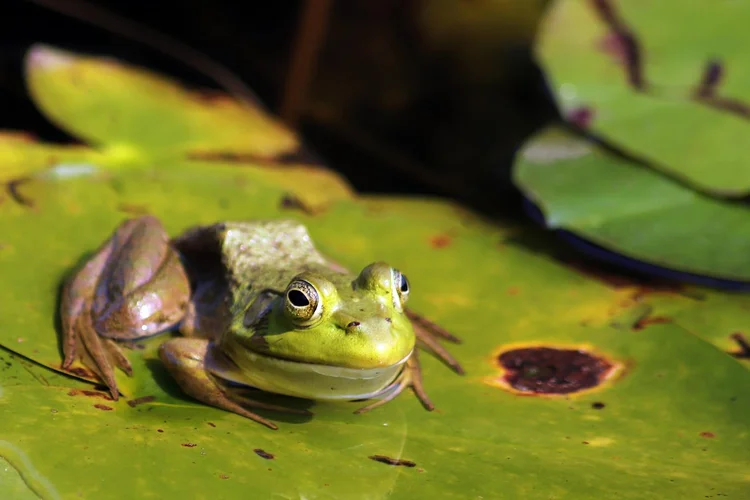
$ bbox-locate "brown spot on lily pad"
[488,344,623,395]
[729,333,750,359]
[7,178,35,208]
[127,395,156,408]
[567,106,595,128]
[219,474,230,480]
[591,401,606,410]
[591,0,645,90]
[632,315,671,331]
[699,431,715,439]
[254,449,275,460]
[181,443,197,448]
[693,60,750,120]
[117,203,149,215]
[187,150,274,164]
[93,404,113,411]
[65,366,97,379]
[429,234,452,249]
[67,389,113,401]
[368,455,416,467]
[279,193,313,214]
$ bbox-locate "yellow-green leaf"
[25,45,298,162]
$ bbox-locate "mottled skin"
[61,216,463,429]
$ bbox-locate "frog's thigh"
[158,338,279,428]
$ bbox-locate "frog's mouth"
[208,347,412,401]
[292,350,412,380]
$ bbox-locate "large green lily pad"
[1,149,749,498]
[1,44,749,499]
[537,0,750,197]
[513,126,750,282]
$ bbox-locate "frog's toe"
[103,338,133,376]
[74,305,123,400]
[406,309,461,344]
[409,312,464,375]
[354,349,434,414]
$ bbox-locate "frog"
[60,215,463,429]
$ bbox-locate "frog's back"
[176,219,331,293]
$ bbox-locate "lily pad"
[537,0,750,196]
[2,42,749,499]
[25,44,298,162]
[513,126,750,283]
[14,45,353,213]
[1,144,749,498]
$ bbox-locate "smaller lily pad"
[513,126,750,282]
[537,0,750,197]
[25,45,299,161]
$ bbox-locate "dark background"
[0,0,558,215]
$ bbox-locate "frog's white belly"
[207,348,409,400]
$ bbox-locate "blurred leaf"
[0,137,749,498]
[513,126,750,282]
[537,0,750,196]
[18,45,353,213]
[0,132,101,182]
[25,44,299,162]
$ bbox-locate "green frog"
[60,216,463,429]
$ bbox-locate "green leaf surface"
[513,126,750,282]
[25,45,299,162]
[0,132,101,182]
[537,0,750,196]
[1,143,749,498]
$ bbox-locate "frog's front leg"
[60,216,191,400]
[158,338,310,429]
[354,349,434,414]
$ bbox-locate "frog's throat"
[206,347,412,401]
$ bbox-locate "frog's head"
[232,262,416,369]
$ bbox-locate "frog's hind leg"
[60,216,190,400]
[354,350,434,414]
[159,338,310,430]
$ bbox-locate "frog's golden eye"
[284,279,322,325]
[391,268,410,309]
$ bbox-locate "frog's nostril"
[346,321,361,330]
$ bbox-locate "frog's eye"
[391,268,410,309]
[284,279,322,325]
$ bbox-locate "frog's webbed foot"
[354,350,434,414]
[405,309,464,375]
[159,338,309,430]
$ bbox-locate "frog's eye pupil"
[288,290,310,307]
[400,275,409,293]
